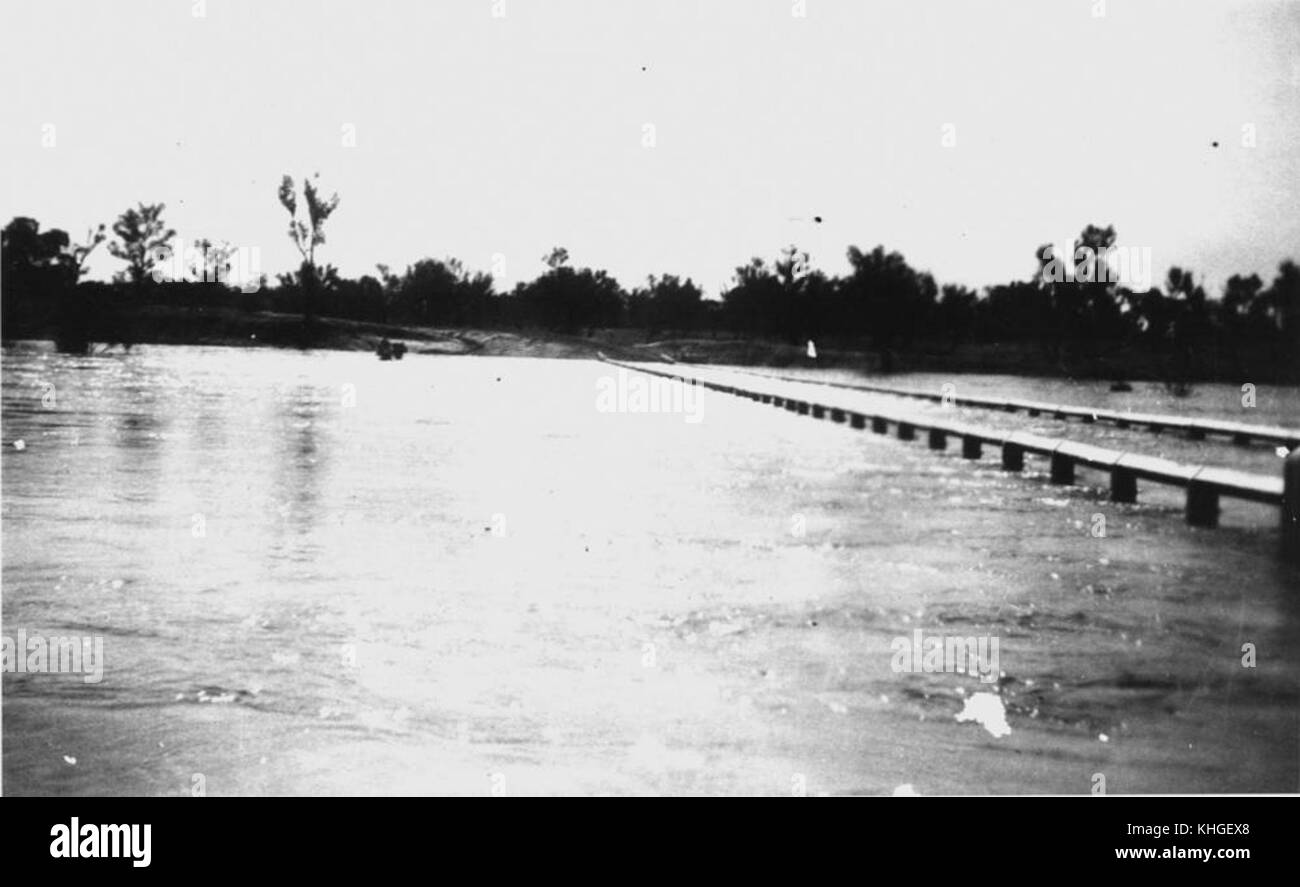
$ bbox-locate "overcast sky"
[2,0,1297,297]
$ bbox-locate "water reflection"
[267,384,332,562]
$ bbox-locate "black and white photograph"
[1,0,1297,815]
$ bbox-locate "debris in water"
[63,755,77,766]
[893,783,921,796]
[198,689,238,704]
[955,692,1011,738]
[1099,733,1110,743]
[13,440,26,451]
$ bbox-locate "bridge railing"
[598,357,1300,557]
[717,366,1300,450]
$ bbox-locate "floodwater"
[2,342,1297,795]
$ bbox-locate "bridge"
[600,357,1300,560]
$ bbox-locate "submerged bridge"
[725,367,1300,450]
[600,357,1300,560]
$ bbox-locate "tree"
[721,257,782,338]
[1264,259,1300,342]
[634,274,704,334]
[937,283,977,348]
[720,246,821,344]
[1072,224,1122,340]
[187,238,240,286]
[842,245,931,372]
[543,247,570,271]
[70,224,107,281]
[278,173,340,322]
[2,217,72,333]
[517,248,625,332]
[108,203,175,286]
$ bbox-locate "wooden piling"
[1186,482,1219,528]
[1001,443,1025,471]
[1110,467,1137,503]
[1050,453,1074,484]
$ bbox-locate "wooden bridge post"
[1001,443,1024,471]
[897,422,915,441]
[928,429,947,450]
[962,436,982,460]
[1050,453,1074,484]
[1110,467,1137,503]
[1186,481,1219,528]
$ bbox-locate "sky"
[2,0,1298,298]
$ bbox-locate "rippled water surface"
[3,343,1298,795]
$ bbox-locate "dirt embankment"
[26,306,1293,385]
[33,306,661,362]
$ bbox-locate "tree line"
[2,180,1297,381]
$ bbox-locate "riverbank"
[7,304,1296,384]
[5,306,657,362]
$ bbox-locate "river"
[3,342,1297,795]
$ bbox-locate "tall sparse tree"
[278,173,340,322]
